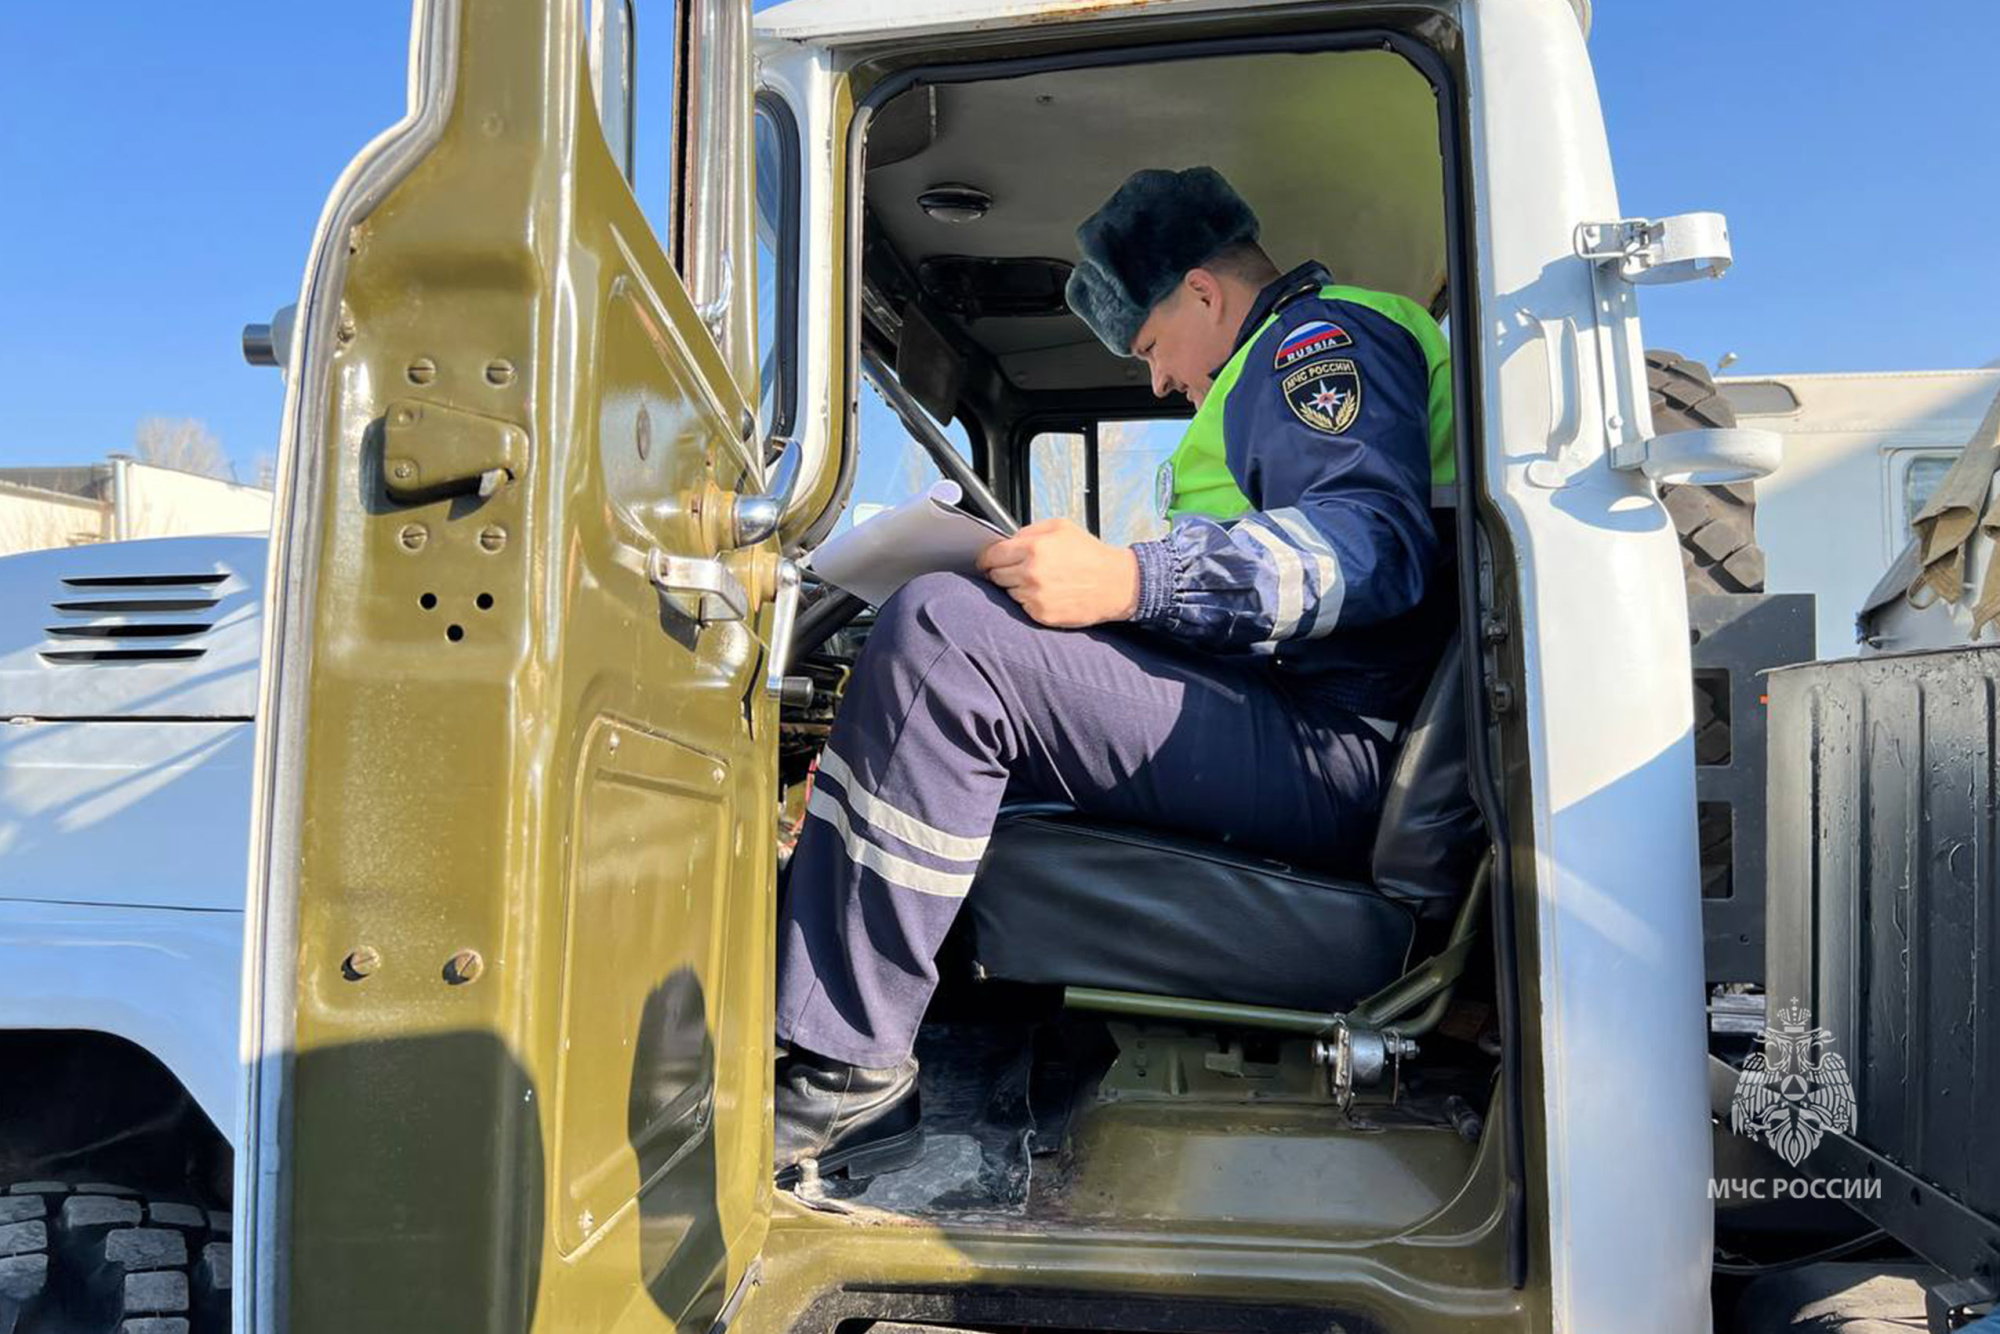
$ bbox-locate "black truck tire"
[1647,349,1766,596]
[0,1182,229,1334]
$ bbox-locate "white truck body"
[0,534,266,1142]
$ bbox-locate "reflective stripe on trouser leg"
[776,575,1019,1068]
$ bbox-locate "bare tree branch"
[133,417,235,482]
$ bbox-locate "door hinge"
[1571,212,1780,485]
[382,398,529,504]
[1573,214,1731,285]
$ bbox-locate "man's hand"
[977,518,1141,628]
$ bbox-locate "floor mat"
[815,1021,1037,1214]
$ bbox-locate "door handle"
[644,439,802,626]
[727,437,802,549]
[763,558,804,702]
[381,399,528,503]
[646,551,806,703]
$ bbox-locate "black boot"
[774,1048,923,1185]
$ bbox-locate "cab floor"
[801,1017,1490,1231]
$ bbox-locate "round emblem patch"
[1282,357,1363,435]
[1154,459,1175,518]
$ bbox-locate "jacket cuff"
[1129,538,1178,625]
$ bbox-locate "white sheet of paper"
[805,480,1008,606]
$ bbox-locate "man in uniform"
[773,166,1456,1180]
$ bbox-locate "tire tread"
[0,1181,224,1334]
[1647,349,1766,596]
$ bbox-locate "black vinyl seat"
[966,637,1484,1014]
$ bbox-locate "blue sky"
[2,1,1994,483]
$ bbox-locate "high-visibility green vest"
[1159,285,1454,522]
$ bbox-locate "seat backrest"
[1368,634,1483,920]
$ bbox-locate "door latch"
[382,398,528,503]
[647,550,751,624]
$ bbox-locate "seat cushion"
[968,814,1419,1013]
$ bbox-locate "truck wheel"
[1648,349,1766,596]
[0,1181,229,1334]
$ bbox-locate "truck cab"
[227,1,1743,1331]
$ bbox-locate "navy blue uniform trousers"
[775,571,1393,1068]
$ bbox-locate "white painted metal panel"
[0,535,267,720]
[756,0,1587,46]
[0,719,256,912]
[1469,0,1714,1327]
[0,899,243,1145]
[757,0,1272,45]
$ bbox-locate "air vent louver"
[40,570,229,665]
[60,573,227,588]
[50,597,221,613]
[39,648,208,664]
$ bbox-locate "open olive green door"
[238,1,793,1329]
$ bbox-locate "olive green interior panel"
[273,2,773,1332]
[553,719,726,1260]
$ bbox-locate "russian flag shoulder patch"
[1274,319,1353,369]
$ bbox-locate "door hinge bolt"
[479,524,508,553]
[406,357,438,386]
[484,359,516,387]
[398,523,428,552]
[1481,614,1507,643]
[342,947,381,980]
[1489,680,1516,714]
[444,949,485,985]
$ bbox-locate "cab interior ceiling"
[861,47,1448,425]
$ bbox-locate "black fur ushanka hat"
[1064,166,1261,356]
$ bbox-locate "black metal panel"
[1766,646,2000,1239]
[1692,593,1816,984]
